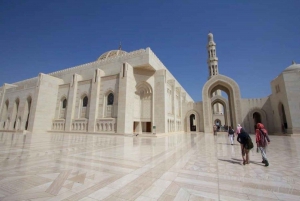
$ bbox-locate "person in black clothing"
[237,128,250,165]
[228,126,235,145]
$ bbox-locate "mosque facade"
[0,33,299,135]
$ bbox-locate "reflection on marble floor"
[0,132,300,201]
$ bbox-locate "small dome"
[208,32,214,41]
[97,50,127,61]
[284,61,300,72]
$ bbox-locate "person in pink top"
[236,124,242,135]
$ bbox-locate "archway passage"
[185,110,200,132]
[133,81,153,134]
[190,114,196,131]
[214,119,221,125]
[202,74,242,133]
[247,108,267,134]
[278,103,288,132]
[211,95,229,131]
[253,112,262,129]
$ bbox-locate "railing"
[71,119,88,131]
[52,119,65,131]
[96,118,116,132]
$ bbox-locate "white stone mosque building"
[0,33,299,135]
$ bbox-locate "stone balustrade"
[52,119,65,131]
[71,119,88,131]
[96,118,116,132]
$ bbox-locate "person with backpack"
[237,128,253,165]
[255,123,270,166]
[228,126,235,145]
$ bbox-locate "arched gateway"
[202,74,242,133]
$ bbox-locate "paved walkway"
[0,132,299,201]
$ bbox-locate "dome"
[208,32,214,41]
[284,61,300,72]
[97,50,127,61]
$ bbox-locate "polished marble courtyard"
[0,132,299,201]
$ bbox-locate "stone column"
[88,69,104,132]
[154,69,167,134]
[138,121,142,134]
[117,63,135,134]
[28,73,63,133]
[65,74,81,131]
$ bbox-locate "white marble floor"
[0,132,299,201]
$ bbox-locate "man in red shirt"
[256,123,271,166]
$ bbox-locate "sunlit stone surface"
[0,132,300,200]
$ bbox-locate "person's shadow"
[231,158,265,166]
[218,158,241,165]
[217,143,239,146]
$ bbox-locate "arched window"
[59,98,67,119]
[5,100,9,109]
[80,96,88,118]
[25,96,32,130]
[2,100,9,129]
[105,92,114,117]
[13,99,20,129]
[83,96,88,107]
[107,93,114,105]
[62,99,67,109]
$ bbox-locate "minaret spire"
[207,33,222,115]
[207,32,219,79]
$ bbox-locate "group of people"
[228,123,271,166]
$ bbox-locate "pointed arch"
[202,74,242,133]
[59,96,67,119]
[79,93,89,118]
[1,99,9,128]
[134,81,153,133]
[12,98,20,129]
[25,96,32,130]
[278,102,288,131]
[211,95,230,127]
[136,81,153,94]
[104,89,115,117]
[185,110,200,132]
[246,107,268,133]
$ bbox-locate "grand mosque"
[0,33,299,135]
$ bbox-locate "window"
[62,99,67,109]
[83,96,88,107]
[80,96,89,118]
[107,93,114,105]
[59,98,67,119]
[105,93,114,117]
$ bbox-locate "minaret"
[207,32,223,115]
[207,32,219,79]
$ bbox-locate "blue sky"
[0,0,299,101]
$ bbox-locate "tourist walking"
[213,125,217,135]
[236,124,242,135]
[237,128,251,165]
[228,126,235,145]
[256,123,270,166]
